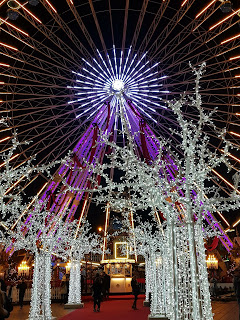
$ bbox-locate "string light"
[0,19,29,36]
[206,255,218,269]
[14,0,42,24]
[221,33,240,45]
[195,0,217,19]
[209,9,240,30]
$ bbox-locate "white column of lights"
[29,250,52,320]
[195,223,213,319]
[155,255,166,317]
[68,260,81,304]
[123,216,171,319]
[144,258,152,303]
[186,220,201,319]
[150,251,160,317]
[66,221,102,308]
[177,224,193,319]
[164,226,174,320]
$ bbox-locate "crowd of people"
[0,271,142,317]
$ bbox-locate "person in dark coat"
[131,275,140,310]
[102,272,111,299]
[0,282,6,295]
[0,287,7,320]
[0,281,7,320]
[92,273,102,312]
[233,266,240,320]
[17,279,27,309]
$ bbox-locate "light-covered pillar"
[143,257,152,306]
[29,250,53,320]
[149,251,169,320]
[65,260,84,309]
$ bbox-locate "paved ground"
[8,299,240,320]
[212,301,239,320]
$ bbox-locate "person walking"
[92,273,102,312]
[233,266,240,320]
[131,275,140,310]
[17,279,27,309]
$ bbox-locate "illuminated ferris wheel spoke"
[121,46,131,78]
[113,45,118,78]
[123,52,147,83]
[82,58,112,83]
[16,10,82,64]
[148,0,195,59]
[88,0,108,56]
[122,53,137,82]
[39,0,92,60]
[195,0,218,20]
[138,1,170,54]
[124,62,150,85]
[156,5,233,66]
[92,58,114,82]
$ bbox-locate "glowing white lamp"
[112,79,124,91]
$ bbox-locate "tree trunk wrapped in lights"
[144,258,152,303]
[68,260,82,305]
[29,250,52,320]
[2,205,74,320]
[65,221,102,308]
[122,216,172,319]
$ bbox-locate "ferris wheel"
[1,0,240,233]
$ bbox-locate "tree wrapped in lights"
[0,122,71,319]
[5,203,73,320]
[0,122,63,231]
[81,64,240,320]
[65,221,102,308]
[122,215,173,318]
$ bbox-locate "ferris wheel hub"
[112,79,125,93]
